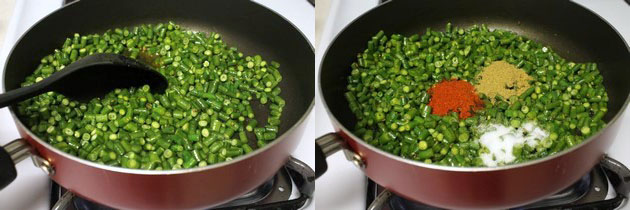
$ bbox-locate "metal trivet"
[50,157,314,210]
[367,156,629,210]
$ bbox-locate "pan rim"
[2,0,315,175]
[318,0,630,172]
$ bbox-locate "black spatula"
[0,53,168,108]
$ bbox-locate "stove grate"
[367,156,629,210]
[50,157,314,210]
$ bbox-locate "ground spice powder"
[428,79,484,119]
[475,61,533,103]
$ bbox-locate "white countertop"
[0,0,16,50]
[314,0,630,210]
[0,0,315,209]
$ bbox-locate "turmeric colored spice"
[428,79,484,119]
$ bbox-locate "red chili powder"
[427,79,484,119]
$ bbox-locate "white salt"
[478,122,548,167]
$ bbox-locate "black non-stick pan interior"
[4,0,314,139]
[321,0,630,130]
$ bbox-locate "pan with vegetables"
[0,0,313,209]
[316,0,630,209]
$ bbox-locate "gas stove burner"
[366,156,629,210]
[50,157,314,210]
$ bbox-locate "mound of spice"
[428,79,484,119]
[478,122,549,166]
[475,61,533,103]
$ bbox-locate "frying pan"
[316,0,630,209]
[0,0,314,209]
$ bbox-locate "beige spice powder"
[475,61,533,103]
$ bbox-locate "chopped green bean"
[17,22,286,170]
[346,23,608,167]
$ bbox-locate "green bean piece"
[345,23,608,167]
[16,22,286,170]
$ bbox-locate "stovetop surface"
[50,157,315,210]
[366,163,626,210]
[314,0,630,210]
[0,1,314,210]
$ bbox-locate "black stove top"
[50,157,314,210]
[367,156,629,210]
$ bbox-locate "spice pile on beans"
[427,79,483,119]
[17,22,285,170]
[345,23,608,167]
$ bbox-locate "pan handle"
[0,139,32,190]
[315,133,365,178]
[0,139,54,190]
[315,133,342,178]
